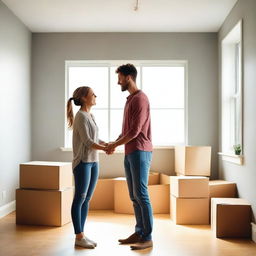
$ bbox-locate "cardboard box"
[171,176,209,198]
[149,184,170,213]
[20,161,73,190]
[171,195,209,224]
[90,179,114,210]
[209,180,237,198]
[148,172,160,185]
[114,178,132,213]
[211,198,252,238]
[160,173,172,184]
[175,146,211,176]
[114,177,170,214]
[16,187,73,226]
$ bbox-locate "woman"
[66,86,107,249]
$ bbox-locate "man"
[107,63,153,250]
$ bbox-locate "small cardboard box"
[171,176,209,198]
[16,187,73,226]
[114,177,170,214]
[175,146,211,176]
[90,179,114,210]
[211,198,252,238]
[171,195,209,224]
[209,180,237,198]
[20,161,73,190]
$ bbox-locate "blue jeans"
[71,161,99,234]
[124,150,153,241]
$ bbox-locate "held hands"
[105,142,116,155]
[99,141,117,155]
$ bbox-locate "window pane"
[110,109,123,141]
[91,109,108,142]
[66,62,186,148]
[110,67,129,108]
[110,66,141,108]
[142,67,184,108]
[151,109,184,145]
[235,96,241,145]
[68,67,108,108]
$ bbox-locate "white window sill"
[218,152,244,165]
[59,147,125,153]
[60,147,72,152]
[59,146,174,153]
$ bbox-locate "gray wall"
[0,1,31,207]
[31,32,219,178]
[218,0,256,219]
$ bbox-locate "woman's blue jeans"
[124,150,153,241]
[71,161,99,234]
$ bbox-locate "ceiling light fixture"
[134,0,139,11]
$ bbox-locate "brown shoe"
[130,240,153,250]
[118,233,141,244]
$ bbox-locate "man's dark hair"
[116,63,137,82]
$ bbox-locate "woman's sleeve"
[77,116,95,148]
[91,113,104,144]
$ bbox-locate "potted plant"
[233,144,242,155]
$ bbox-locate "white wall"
[31,32,218,179]
[218,0,256,219]
[0,1,31,210]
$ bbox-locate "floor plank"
[0,211,255,256]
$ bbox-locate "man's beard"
[121,82,129,91]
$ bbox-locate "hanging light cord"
[134,0,139,11]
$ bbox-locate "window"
[221,20,243,154]
[65,61,187,148]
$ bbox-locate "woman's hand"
[91,143,108,152]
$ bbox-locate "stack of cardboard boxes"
[173,146,252,237]
[16,161,74,227]
[171,146,211,224]
[170,176,209,224]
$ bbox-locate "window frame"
[64,60,188,148]
[220,19,243,161]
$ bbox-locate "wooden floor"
[0,211,256,256]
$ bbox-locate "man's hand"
[106,142,116,155]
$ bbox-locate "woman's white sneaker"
[85,237,97,247]
[75,238,95,249]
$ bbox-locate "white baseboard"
[252,222,256,243]
[0,200,15,219]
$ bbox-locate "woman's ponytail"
[66,98,74,128]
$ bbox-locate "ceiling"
[2,0,238,32]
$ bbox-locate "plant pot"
[235,150,241,155]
